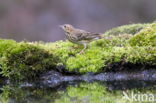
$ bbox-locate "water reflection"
[0,81,156,103]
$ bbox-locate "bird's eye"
[64,25,66,28]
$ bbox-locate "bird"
[60,24,103,53]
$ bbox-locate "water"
[0,69,156,103]
[0,80,156,103]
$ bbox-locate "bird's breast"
[66,33,78,43]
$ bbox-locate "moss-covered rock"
[0,40,58,80]
[0,22,155,80]
[105,23,149,35]
[45,34,132,73]
[48,22,155,73]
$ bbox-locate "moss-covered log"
[0,22,155,80]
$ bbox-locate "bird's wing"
[74,29,102,40]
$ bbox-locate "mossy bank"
[0,22,155,80]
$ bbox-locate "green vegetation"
[0,22,155,80]
[104,23,149,35]
[129,23,156,46]
[48,22,155,73]
[48,34,133,73]
[0,40,58,80]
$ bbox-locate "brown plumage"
[60,24,102,53]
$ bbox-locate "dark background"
[0,0,155,42]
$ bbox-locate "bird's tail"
[90,33,103,40]
[100,35,113,40]
[94,34,112,40]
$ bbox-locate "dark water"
[1,70,156,103]
[1,81,156,103]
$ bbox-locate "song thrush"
[60,24,103,53]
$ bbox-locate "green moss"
[120,47,156,65]
[49,23,155,73]
[0,40,58,80]
[47,35,132,73]
[104,23,149,35]
[50,32,155,73]
[129,23,156,47]
[0,39,17,57]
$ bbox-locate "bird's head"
[60,24,74,33]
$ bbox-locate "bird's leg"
[79,43,87,54]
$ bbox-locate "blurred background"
[0,0,155,42]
